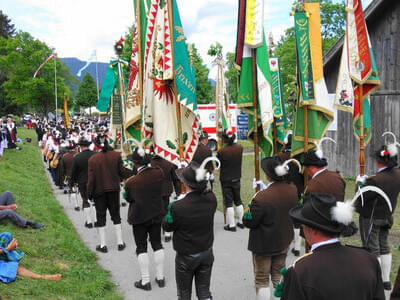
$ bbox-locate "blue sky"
[1,0,373,77]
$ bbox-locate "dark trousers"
[221,180,242,207]
[78,183,90,209]
[359,216,390,256]
[175,248,214,300]
[132,219,163,255]
[94,191,121,227]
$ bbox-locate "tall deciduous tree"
[75,72,98,112]
[0,32,77,115]
[189,43,213,104]
[225,52,239,103]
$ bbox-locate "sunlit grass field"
[0,128,122,300]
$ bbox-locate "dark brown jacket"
[217,143,243,183]
[151,156,180,196]
[70,149,96,185]
[87,150,126,199]
[391,264,400,300]
[243,182,298,255]
[356,167,400,220]
[125,166,164,225]
[162,190,217,255]
[61,151,75,177]
[281,243,385,300]
[306,169,346,202]
[192,143,214,172]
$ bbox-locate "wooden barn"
[323,0,400,177]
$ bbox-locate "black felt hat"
[372,145,398,168]
[78,137,91,146]
[303,150,328,167]
[127,147,151,165]
[221,129,236,144]
[289,192,344,234]
[175,161,207,191]
[261,156,286,182]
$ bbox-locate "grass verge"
[0,129,122,300]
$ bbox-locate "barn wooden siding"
[322,0,400,177]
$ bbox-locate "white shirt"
[311,238,339,251]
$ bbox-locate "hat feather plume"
[125,138,145,157]
[196,157,220,182]
[331,201,354,225]
[382,131,399,157]
[274,159,301,177]
[313,137,336,159]
[350,185,392,212]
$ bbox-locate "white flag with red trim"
[33,53,57,78]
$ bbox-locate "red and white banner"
[33,53,57,78]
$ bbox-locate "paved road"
[48,173,391,300]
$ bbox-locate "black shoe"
[63,190,68,194]
[96,245,108,253]
[28,222,44,230]
[383,281,392,291]
[291,248,300,257]
[84,222,93,229]
[237,222,245,229]
[165,236,171,243]
[224,225,236,232]
[74,206,80,211]
[118,243,126,251]
[155,277,165,288]
[121,202,127,207]
[135,280,151,291]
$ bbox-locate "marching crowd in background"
[1,115,400,300]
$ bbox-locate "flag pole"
[251,48,260,192]
[167,0,186,193]
[215,54,223,150]
[54,53,58,123]
[136,0,144,107]
[359,84,365,175]
[303,0,309,184]
[268,39,278,155]
[95,50,99,101]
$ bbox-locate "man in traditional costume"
[356,135,400,290]
[125,147,165,291]
[163,160,218,300]
[217,130,244,231]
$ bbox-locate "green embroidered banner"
[294,12,314,104]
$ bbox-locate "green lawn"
[213,153,400,281]
[0,129,122,299]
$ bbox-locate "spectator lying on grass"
[0,191,43,229]
[0,232,62,283]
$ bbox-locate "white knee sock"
[256,287,270,300]
[165,231,171,238]
[137,253,150,284]
[381,253,392,282]
[294,228,301,251]
[74,194,79,208]
[114,224,124,245]
[236,204,244,224]
[98,226,106,247]
[226,207,235,227]
[91,204,97,223]
[83,207,92,224]
[154,249,165,280]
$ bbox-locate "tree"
[75,72,98,113]
[225,52,239,103]
[273,0,345,102]
[0,32,77,115]
[0,11,15,38]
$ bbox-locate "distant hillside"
[62,57,217,91]
[61,57,109,88]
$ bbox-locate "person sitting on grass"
[0,232,62,283]
[0,191,43,230]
